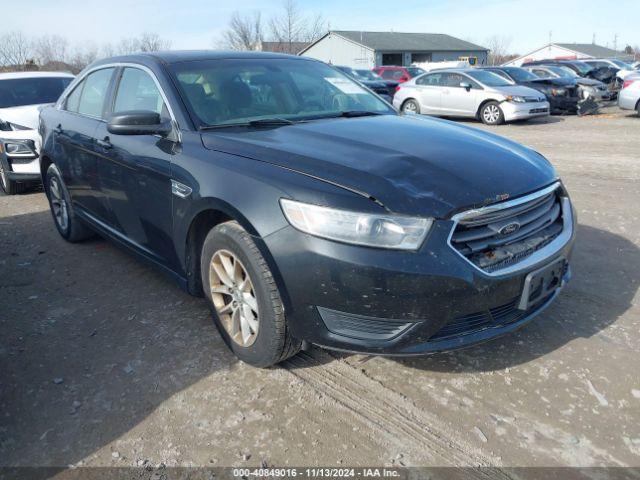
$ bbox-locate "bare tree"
[270,0,306,46]
[69,43,99,72]
[303,13,327,43]
[138,32,172,52]
[485,35,514,66]
[33,35,69,66]
[220,11,263,51]
[0,31,33,69]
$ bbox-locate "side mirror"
[107,110,172,136]
[460,82,472,91]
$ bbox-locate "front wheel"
[200,221,301,367]
[480,101,505,125]
[401,99,421,114]
[0,159,25,195]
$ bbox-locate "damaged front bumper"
[263,185,576,355]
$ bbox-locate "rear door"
[93,66,177,266]
[54,67,116,222]
[414,72,444,114]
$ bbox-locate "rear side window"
[71,68,115,118]
[382,70,404,80]
[113,68,169,119]
[416,73,444,86]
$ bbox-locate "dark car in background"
[373,66,426,83]
[335,65,394,102]
[522,60,618,85]
[354,68,399,97]
[481,66,579,114]
[523,65,611,101]
[39,51,575,367]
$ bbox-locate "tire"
[636,101,640,117]
[401,99,421,115]
[480,101,505,125]
[44,164,94,242]
[0,158,26,195]
[200,221,301,367]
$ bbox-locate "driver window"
[113,68,169,120]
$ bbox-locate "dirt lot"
[1,106,639,471]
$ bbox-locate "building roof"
[260,41,311,55]
[554,43,627,58]
[328,31,488,52]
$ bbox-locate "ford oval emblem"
[499,222,520,236]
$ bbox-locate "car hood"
[574,78,603,86]
[492,85,547,98]
[0,104,45,130]
[201,115,557,218]
[529,78,575,87]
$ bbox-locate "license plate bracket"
[518,259,565,310]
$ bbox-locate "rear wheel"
[636,100,640,117]
[480,101,505,125]
[401,99,420,114]
[200,221,301,367]
[45,164,94,242]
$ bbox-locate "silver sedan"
[393,69,550,125]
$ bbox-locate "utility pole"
[592,33,596,45]
[613,34,618,54]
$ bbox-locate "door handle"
[54,124,63,134]
[96,137,113,150]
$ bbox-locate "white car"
[0,71,74,194]
[618,74,640,115]
[393,69,550,125]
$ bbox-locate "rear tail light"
[622,79,636,89]
[395,85,402,92]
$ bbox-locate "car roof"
[92,50,304,67]
[0,71,75,80]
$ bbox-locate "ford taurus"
[39,52,575,367]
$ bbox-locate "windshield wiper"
[338,110,387,118]
[199,117,294,131]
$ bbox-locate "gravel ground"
[1,106,639,471]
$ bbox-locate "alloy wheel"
[49,176,69,231]
[483,104,501,124]
[209,249,259,347]
[403,101,418,114]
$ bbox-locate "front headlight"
[280,198,432,250]
[506,95,527,103]
[3,139,36,158]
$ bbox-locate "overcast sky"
[6,0,640,54]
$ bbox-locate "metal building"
[299,31,489,68]
[504,43,634,67]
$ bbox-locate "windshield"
[355,70,381,81]
[554,66,578,78]
[0,76,72,108]
[171,59,395,128]
[610,59,632,69]
[570,61,594,75]
[466,70,513,87]
[407,67,426,77]
[503,67,540,82]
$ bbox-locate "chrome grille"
[450,184,565,274]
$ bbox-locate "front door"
[95,66,178,267]
[440,73,478,116]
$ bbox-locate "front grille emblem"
[499,222,521,236]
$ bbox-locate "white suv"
[0,71,74,194]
